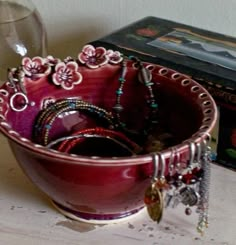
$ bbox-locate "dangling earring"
[144,153,167,223]
[178,142,200,215]
[8,67,34,112]
[196,134,212,235]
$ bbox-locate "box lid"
[90,16,236,92]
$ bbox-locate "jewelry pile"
[28,56,161,157]
[144,139,212,235]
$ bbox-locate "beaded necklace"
[112,57,158,142]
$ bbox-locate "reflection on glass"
[0,0,47,83]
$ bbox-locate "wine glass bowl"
[0,0,47,82]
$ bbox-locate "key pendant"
[144,182,164,223]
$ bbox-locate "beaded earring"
[196,136,212,235]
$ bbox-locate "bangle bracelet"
[35,99,112,129]
[35,99,86,127]
[47,133,136,156]
[57,127,142,154]
[33,99,115,145]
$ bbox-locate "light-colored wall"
[32,0,236,58]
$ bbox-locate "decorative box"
[89,16,236,169]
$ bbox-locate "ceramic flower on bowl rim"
[22,56,51,79]
[78,44,109,69]
[52,61,82,90]
[64,56,75,64]
[45,55,61,66]
[106,49,123,64]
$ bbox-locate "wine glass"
[0,0,47,83]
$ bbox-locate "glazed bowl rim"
[0,56,218,166]
[1,126,216,166]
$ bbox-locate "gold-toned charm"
[144,182,164,223]
[156,177,169,190]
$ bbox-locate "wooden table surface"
[0,135,235,245]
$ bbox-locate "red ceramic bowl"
[0,46,217,223]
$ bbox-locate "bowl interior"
[2,63,204,150]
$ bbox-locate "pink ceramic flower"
[22,56,51,79]
[64,56,75,63]
[78,45,109,69]
[52,61,82,90]
[106,49,123,64]
[45,55,61,66]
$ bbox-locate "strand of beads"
[112,60,127,128]
[130,56,159,135]
[196,138,212,235]
[112,57,159,142]
[33,99,115,146]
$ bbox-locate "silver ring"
[152,154,159,181]
[196,142,201,163]
[168,147,175,175]
[173,147,181,172]
[188,142,196,168]
[198,132,212,153]
[198,132,212,143]
[159,153,166,179]
[10,92,28,112]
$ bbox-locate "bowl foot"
[51,200,146,224]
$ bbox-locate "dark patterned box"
[90,16,236,169]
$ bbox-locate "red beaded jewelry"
[57,127,142,154]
